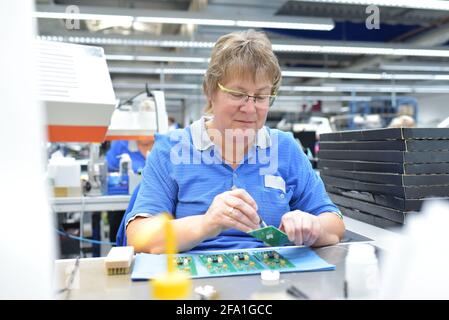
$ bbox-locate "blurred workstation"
[3,0,449,302]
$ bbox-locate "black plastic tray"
[318,159,449,174]
[324,184,440,211]
[318,150,449,163]
[338,205,404,229]
[320,169,449,186]
[319,140,449,151]
[321,174,449,198]
[329,193,412,223]
[320,128,449,142]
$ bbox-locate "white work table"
[50,195,131,213]
[53,217,402,300]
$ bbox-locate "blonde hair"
[203,29,282,115]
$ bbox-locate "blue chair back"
[116,183,141,246]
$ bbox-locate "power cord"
[56,228,115,246]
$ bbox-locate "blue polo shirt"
[106,140,146,174]
[126,116,340,252]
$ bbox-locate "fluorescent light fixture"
[32,11,134,23]
[33,5,334,31]
[326,83,449,93]
[37,35,216,48]
[294,0,449,11]
[108,67,206,75]
[275,95,372,102]
[107,65,449,81]
[113,83,202,90]
[106,54,209,63]
[113,82,449,93]
[114,83,338,92]
[327,84,412,93]
[272,44,449,57]
[381,62,449,72]
[39,34,449,58]
[282,69,449,80]
[235,20,333,31]
[434,75,449,80]
[281,86,337,92]
[106,54,135,61]
[135,16,235,26]
[414,86,449,93]
[329,72,384,79]
[394,49,449,58]
[161,93,371,102]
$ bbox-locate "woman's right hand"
[202,188,261,238]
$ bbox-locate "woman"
[105,138,154,244]
[126,29,345,253]
[106,138,154,174]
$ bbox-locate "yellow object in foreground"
[150,213,192,300]
[152,271,192,300]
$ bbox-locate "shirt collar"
[190,116,271,151]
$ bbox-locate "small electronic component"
[198,254,236,274]
[173,256,198,276]
[104,246,134,275]
[248,226,292,247]
[253,250,295,270]
[224,252,264,272]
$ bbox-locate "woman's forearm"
[126,215,212,254]
[313,212,345,247]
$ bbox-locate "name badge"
[264,175,286,193]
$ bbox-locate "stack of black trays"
[318,128,449,229]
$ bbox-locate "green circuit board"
[253,250,295,270]
[198,254,237,274]
[173,256,198,276]
[248,225,292,247]
[224,252,265,272]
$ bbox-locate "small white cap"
[194,285,217,299]
[261,270,280,285]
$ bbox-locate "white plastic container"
[345,243,380,299]
[47,155,82,197]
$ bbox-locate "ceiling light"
[280,86,337,92]
[106,54,209,63]
[108,67,206,75]
[106,65,449,81]
[113,83,202,90]
[113,82,449,94]
[32,12,134,23]
[235,20,333,31]
[272,44,449,57]
[325,83,449,93]
[134,16,235,26]
[160,93,371,102]
[294,0,449,11]
[39,35,449,58]
[276,96,372,102]
[33,5,334,31]
[380,63,449,72]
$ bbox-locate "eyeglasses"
[218,83,276,107]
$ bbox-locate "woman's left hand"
[279,210,322,246]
